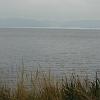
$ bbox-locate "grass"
[0,68,100,100]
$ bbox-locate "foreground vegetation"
[0,69,100,100]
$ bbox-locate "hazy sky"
[0,0,100,21]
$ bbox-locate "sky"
[0,0,100,27]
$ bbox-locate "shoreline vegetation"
[0,67,100,100]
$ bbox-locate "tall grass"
[0,68,100,100]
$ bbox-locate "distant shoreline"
[0,27,100,30]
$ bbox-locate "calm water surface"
[0,28,100,82]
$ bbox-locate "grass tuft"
[0,69,100,100]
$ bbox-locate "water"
[0,28,100,83]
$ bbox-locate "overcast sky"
[0,0,100,21]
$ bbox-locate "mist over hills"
[0,18,100,28]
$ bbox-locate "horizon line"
[0,27,100,30]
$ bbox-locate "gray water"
[0,28,100,83]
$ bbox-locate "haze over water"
[0,28,100,82]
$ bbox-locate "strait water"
[0,28,100,83]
